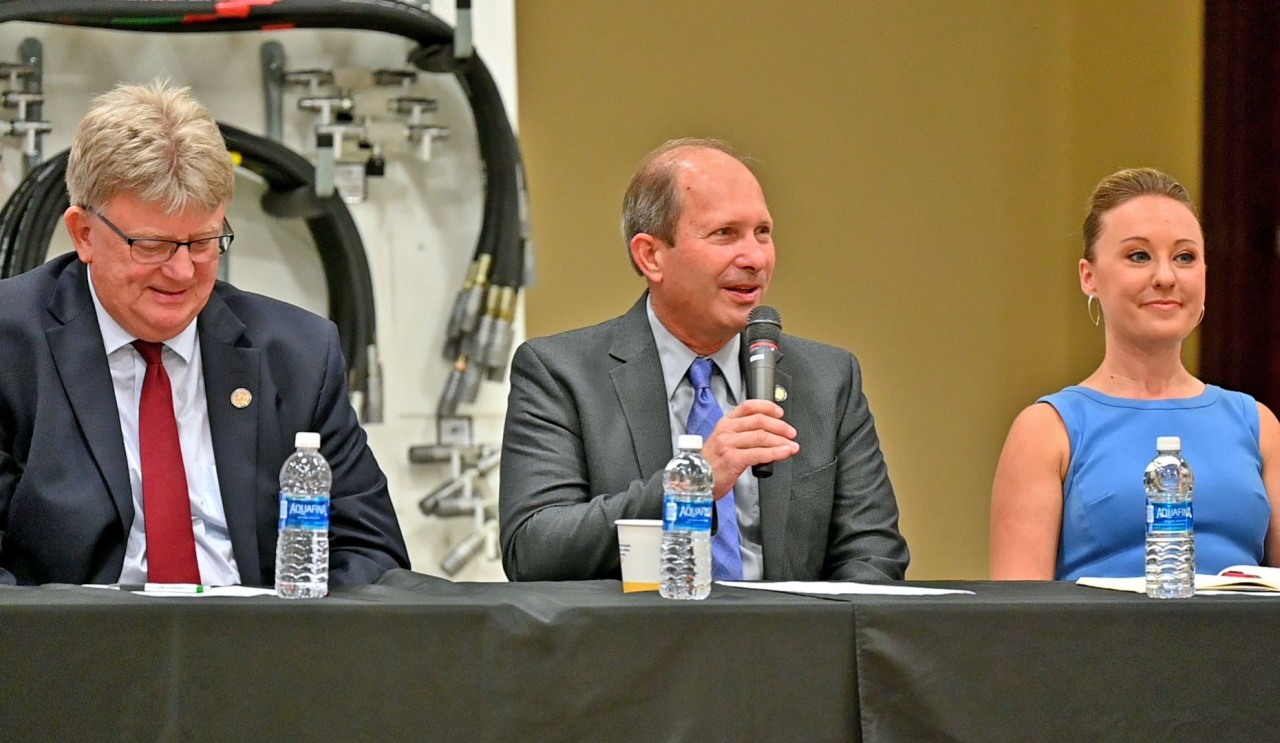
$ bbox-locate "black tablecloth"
[0,571,854,742]
[3,574,1279,742]
[842,581,1280,742]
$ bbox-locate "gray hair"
[66,79,234,215]
[620,138,744,275]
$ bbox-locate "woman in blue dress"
[990,168,1280,580]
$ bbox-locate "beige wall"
[514,0,1203,579]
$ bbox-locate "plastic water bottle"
[1144,436,1195,598]
[275,432,332,598]
[659,434,715,600]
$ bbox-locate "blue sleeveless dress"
[1039,385,1269,580]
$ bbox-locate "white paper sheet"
[1076,576,1280,596]
[134,586,279,598]
[85,584,278,598]
[716,581,975,596]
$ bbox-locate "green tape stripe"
[104,17,185,26]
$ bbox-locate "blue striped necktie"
[685,358,744,581]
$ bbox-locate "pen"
[111,583,208,593]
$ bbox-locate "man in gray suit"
[499,139,908,582]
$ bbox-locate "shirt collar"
[646,294,742,403]
[86,264,199,362]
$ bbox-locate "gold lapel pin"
[231,388,253,409]
[774,385,788,403]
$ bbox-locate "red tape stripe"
[215,0,282,19]
[184,0,280,23]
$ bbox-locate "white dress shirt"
[87,267,240,585]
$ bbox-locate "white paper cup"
[616,519,662,593]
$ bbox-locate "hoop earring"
[1197,305,1205,327]
[1087,295,1101,327]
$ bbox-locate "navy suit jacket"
[0,253,409,586]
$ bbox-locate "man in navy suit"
[0,80,409,586]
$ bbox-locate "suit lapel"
[609,296,672,479]
[45,259,133,530]
[759,365,793,580]
[197,290,263,583]
[610,296,798,576]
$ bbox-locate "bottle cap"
[295,431,321,449]
[1156,436,1181,452]
[677,434,704,450]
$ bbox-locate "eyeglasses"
[82,206,234,265]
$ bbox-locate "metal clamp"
[388,96,449,160]
[284,68,335,95]
[0,39,46,174]
[373,69,419,89]
[298,93,354,127]
[0,62,35,89]
[296,91,359,197]
[416,445,500,517]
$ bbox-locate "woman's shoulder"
[1207,383,1258,408]
[1035,385,1125,412]
[1007,398,1071,448]
[1031,386,1095,433]
[996,399,1072,490]
[1203,384,1266,440]
[1034,385,1084,406]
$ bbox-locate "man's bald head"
[620,138,749,275]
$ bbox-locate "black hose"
[221,123,375,395]
[0,2,454,49]
[0,149,68,276]
[16,153,69,275]
[0,0,523,288]
[453,52,523,290]
[0,149,58,275]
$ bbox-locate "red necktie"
[132,340,201,583]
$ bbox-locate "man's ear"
[630,232,665,283]
[64,206,95,264]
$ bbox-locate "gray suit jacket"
[499,295,909,581]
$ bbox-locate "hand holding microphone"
[745,306,783,478]
[697,306,796,497]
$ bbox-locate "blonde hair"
[66,79,234,215]
[1083,167,1196,261]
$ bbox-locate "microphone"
[744,305,782,478]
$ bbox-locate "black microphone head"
[745,305,782,345]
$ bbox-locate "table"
[2,574,1278,742]
[845,581,1280,742]
[0,571,854,742]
